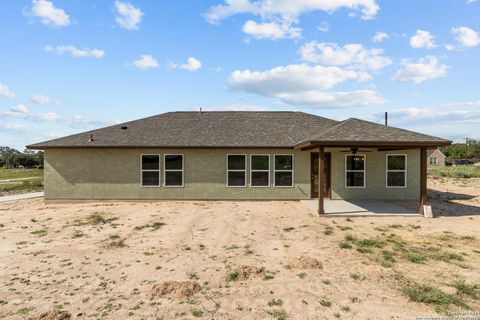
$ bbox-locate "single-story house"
[427,149,446,167]
[27,111,451,214]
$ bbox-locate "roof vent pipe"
[199,107,202,114]
[385,112,388,126]
[88,134,94,142]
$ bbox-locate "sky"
[0,0,479,150]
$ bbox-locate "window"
[430,157,437,165]
[274,155,293,187]
[250,155,270,187]
[387,155,407,188]
[345,155,365,188]
[227,154,246,187]
[164,154,184,187]
[141,154,160,187]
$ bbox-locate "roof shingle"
[27,112,451,149]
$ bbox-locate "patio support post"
[318,147,325,215]
[419,147,428,215]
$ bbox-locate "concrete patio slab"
[301,199,420,216]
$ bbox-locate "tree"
[441,139,480,159]
[0,146,43,168]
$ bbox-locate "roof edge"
[294,140,452,150]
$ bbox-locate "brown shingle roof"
[27,112,451,150]
[295,118,451,148]
[27,111,338,149]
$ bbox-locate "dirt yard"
[0,178,479,319]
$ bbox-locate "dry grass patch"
[28,310,71,320]
[74,212,118,226]
[150,281,201,300]
[287,256,323,269]
[226,265,265,282]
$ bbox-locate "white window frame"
[250,154,270,188]
[386,154,407,188]
[226,154,247,187]
[430,157,437,165]
[164,154,184,188]
[345,154,366,189]
[273,154,294,188]
[140,154,161,187]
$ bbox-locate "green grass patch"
[429,166,480,179]
[450,279,479,299]
[404,252,428,264]
[402,283,467,312]
[0,178,43,194]
[267,309,287,320]
[339,241,352,249]
[0,168,43,180]
[350,273,361,280]
[432,251,464,263]
[227,272,239,282]
[267,298,283,307]
[30,229,47,237]
[318,299,331,307]
[191,310,203,318]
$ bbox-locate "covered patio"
[301,199,420,216]
[293,118,452,217]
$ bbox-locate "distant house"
[27,111,451,214]
[427,149,446,167]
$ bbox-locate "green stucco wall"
[44,148,311,200]
[44,148,421,201]
[329,148,420,200]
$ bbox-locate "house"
[27,111,451,214]
[427,149,446,168]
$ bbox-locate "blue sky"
[1,0,479,150]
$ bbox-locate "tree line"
[0,147,44,168]
[440,139,480,160]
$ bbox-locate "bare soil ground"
[1,178,479,319]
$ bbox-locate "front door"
[311,152,331,198]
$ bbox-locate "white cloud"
[466,0,477,4]
[451,26,480,47]
[299,42,392,72]
[374,104,480,141]
[391,56,447,84]
[44,45,105,58]
[206,0,380,23]
[372,31,388,43]
[242,20,301,39]
[317,21,330,32]
[1,110,117,129]
[132,55,159,69]
[386,107,480,126]
[29,0,70,27]
[0,83,15,100]
[228,64,387,107]
[11,104,29,114]
[115,1,143,30]
[409,30,436,49]
[445,44,456,51]
[30,94,59,105]
[169,57,202,71]
[277,89,387,107]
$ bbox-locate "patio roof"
[295,118,451,149]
